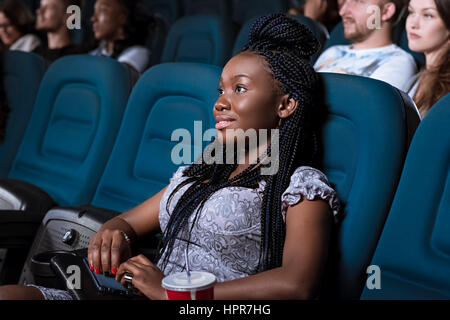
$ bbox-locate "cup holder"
[30,250,77,289]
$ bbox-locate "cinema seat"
[0,51,46,177]
[0,55,131,210]
[318,73,420,299]
[144,0,181,27]
[160,15,234,66]
[18,62,221,286]
[361,93,450,299]
[231,0,289,27]
[181,0,231,17]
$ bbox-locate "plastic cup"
[162,271,216,300]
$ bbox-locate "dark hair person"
[406,0,450,117]
[89,0,152,75]
[289,0,342,33]
[0,0,41,52]
[0,14,340,300]
[34,0,86,63]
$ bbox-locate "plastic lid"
[162,271,216,291]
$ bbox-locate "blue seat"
[318,73,420,299]
[145,0,181,27]
[0,51,46,177]
[232,14,327,63]
[3,55,131,207]
[161,15,234,66]
[322,21,350,51]
[361,93,450,300]
[231,0,289,26]
[181,0,231,18]
[91,62,220,212]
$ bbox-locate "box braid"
[156,14,322,272]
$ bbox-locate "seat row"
[1,52,449,298]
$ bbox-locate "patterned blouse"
[30,165,340,299]
[157,165,340,282]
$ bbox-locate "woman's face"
[0,12,22,47]
[91,0,126,41]
[213,52,286,145]
[406,0,449,54]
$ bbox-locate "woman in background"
[0,0,41,52]
[406,0,449,117]
[89,0,151,76]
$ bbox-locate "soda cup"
[162,271,216,300]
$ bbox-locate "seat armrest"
[0,210,45,248]
[0,179,55,212]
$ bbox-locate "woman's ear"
[277,94,298,119]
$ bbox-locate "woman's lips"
[408,32,421,40]
[215,120,234,130]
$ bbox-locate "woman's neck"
[425,42,449,70]
[230,134,272,180]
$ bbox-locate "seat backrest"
[8,55,131,206]
[231,0,289,26]
[91,62,221,212]
[161,15,234,66]
[322,21,350,51]
[361,93,450,299]
[319,73,419,299]
[232,14,327,62]
[144,0,181,27]
[0,51,46,177]
[146,16,170,67]
[181,0,231,17]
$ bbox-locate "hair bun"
[247,13,320,59]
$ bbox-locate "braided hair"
[157,14,322,272]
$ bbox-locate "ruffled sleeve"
[281,166,341,222]
[169,165,190,184]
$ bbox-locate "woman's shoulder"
[117,45,151,74]
[281,166,341,220]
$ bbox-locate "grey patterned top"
[30,165,340,300]
[156,165,340,282]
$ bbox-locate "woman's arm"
[213,198,333,300]
[89,186,168,274]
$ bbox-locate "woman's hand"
[88,229,132,275]
[116,254,167,300]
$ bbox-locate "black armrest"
[0,178,56,212]
[0,210,45,248]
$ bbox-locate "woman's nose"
[214,98,231,111]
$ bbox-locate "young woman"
[0,14,340,300]
[406,0,449,118]
[89,0,151,75]
[0,0,41,52]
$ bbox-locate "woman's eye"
[424,14,433,18]
[217,88,224,95]
[235,85,247,93]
